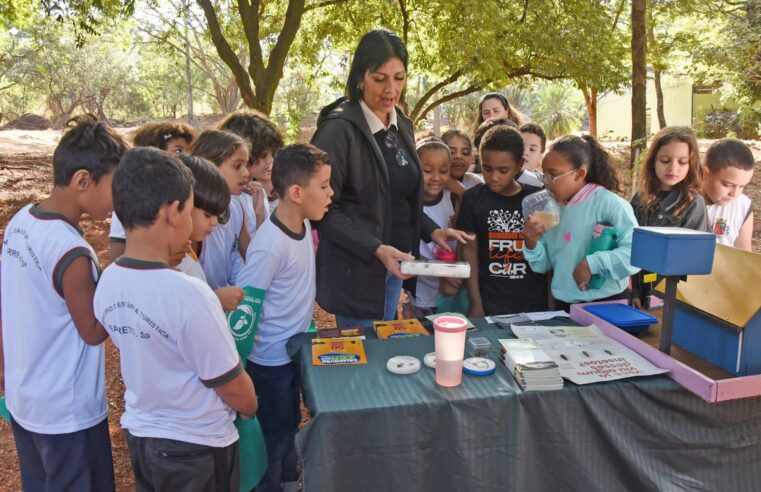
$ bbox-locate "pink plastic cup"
[433,316,468,387]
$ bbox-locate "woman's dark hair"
[549,134,622,194]
[473,93,527,135]
[131,122,197,150]
[190,129,249,167]
[638,126,702,219]
[219,110,284,160]
[345,29,408,102]
[178,154,230,218]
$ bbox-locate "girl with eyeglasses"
[522,134,640,311]
[311,29,472,328]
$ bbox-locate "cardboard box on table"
[572,235,761,403]
[659,244,761,377]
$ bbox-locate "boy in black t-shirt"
[457,125,548,317]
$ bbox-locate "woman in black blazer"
[312,29,472,326]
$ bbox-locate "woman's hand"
[375,244,414,280]
[573,258,592,291]
[430,228,474,252]
[522,216,547,250]
[215,286,245,311]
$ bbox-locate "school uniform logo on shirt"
[487,209,527,278]
[713,217,728,238]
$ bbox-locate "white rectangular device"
[399,260,471,278]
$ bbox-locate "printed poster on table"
[509,324,668,385]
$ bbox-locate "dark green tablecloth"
[289,318,761,492]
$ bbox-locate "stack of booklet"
[498,339,564,391]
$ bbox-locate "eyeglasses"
[542,169,577,185]
[384,131,409,167]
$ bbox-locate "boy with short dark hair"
[1,114,128,491]
[519,122,547,180]
[93,147,257,492]
[457,125,548,317]
[702,138,756,251]
[236,144,333,492]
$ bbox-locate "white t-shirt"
[109,212,125,242]
[201,197,245,289]
[94,257,242,447]
[1,204,106,434]
[236,213,315,366]
[178,253,207,282]
[461,172,484,190]
[414,191,456,308]
[708,194,752,247]
[518,170,544,188]
[234,192,258,240]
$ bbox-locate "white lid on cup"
[433,315,468,333]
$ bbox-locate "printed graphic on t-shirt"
[713,217,728,238]
[487,209,527,278]
[101,301,169,340]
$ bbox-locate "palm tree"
[531,83,584,138]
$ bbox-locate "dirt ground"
[0,130,759,490]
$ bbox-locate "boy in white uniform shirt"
[1,115,128,491]
[236,144,333,492]
[94,148,257,491]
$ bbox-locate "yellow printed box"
[312,338,367,366]
[374,319,430,339]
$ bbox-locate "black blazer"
[311,97,437,319]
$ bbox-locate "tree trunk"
[183,1,194,126]
[581,85,598,139]
[653,69,666,130]
[630,0,648,175]
[647,7,666,130]
[197,0,306,115]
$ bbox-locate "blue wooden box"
[658,245,761,377]
[631,227,715,275]
[672,303,761,376]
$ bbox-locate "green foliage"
[0,0,757,140]
[530,82,585,138]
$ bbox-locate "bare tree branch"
[410,70,463,120]
[413,85,482,127]
[196,0,256,107]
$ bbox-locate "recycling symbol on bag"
[228,303,256,341]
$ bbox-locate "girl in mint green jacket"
[522,135,640,311]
